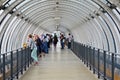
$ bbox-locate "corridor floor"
[19,46,99,80]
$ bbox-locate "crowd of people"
[26,33,73,65]
[59,33,73,49]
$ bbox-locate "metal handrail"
[75,42,120,56]
[71,41,120,80]
[1,47,29,55]
[0,47,32,80]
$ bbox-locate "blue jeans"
[61,42,64,49]
[68,42,71,49]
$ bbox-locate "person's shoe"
[34,62,38,66]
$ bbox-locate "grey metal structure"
[0,0,120,54]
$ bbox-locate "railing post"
[24,48,27,71]
[82,45,85,62]
[98,49,100,78]
[111,53,114,80]
[84,45,86,64]
[79,44,81,59]
[76,43,78,56]
[87,46,89,67]
[93,48,95,74]
[10,51,13,80]
[89,46,92,70]
[27,48,30,68]
[82,45,84,62]
[16,49,19,79]
[103,51,106,80]
[79,44,83,60]
[21,48,23,74]
[3,54,6,80]
[29,47,31,65]
[29,48,32,64]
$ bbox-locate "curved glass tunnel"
[0,0,120,80]
[0,0,120,54]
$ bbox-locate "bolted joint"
[109,4,116,9]
[21,16,24,19]
[9,10,14,14]
[96,13,100,16]
[56,2,59,4]
[0,6,6,10]
[16,14,20,16]
[101,9,107,13]
[25,18,28,21]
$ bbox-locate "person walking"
[60,34,65,49]
[53,33,58,48]
[67,33,72,49]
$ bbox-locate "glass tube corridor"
[0,0,120,80]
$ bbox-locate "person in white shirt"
[67,33,72,49]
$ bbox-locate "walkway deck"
[19,46,99,80]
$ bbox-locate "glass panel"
[70,0,99,10]
[1,16,17,53]
[5,3,9,7]
[2,0,9,5]
[99,16,114,51]
[0,14,11,32]
[8,0,16,5]
[87,0,100,8]
[100,0,108,4]
[116,7,120,12]
[0,14,11,53]
[16,0,31,9]
[16,0,46,10]
[0,9,4,15]
[3,0,16,7]
[104,13,118,31]
[112,9,120,21]
[104,13,119,53]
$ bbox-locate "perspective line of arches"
[0,0,120,54]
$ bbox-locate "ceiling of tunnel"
[0,0,119,33]
[0,0,102,33]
